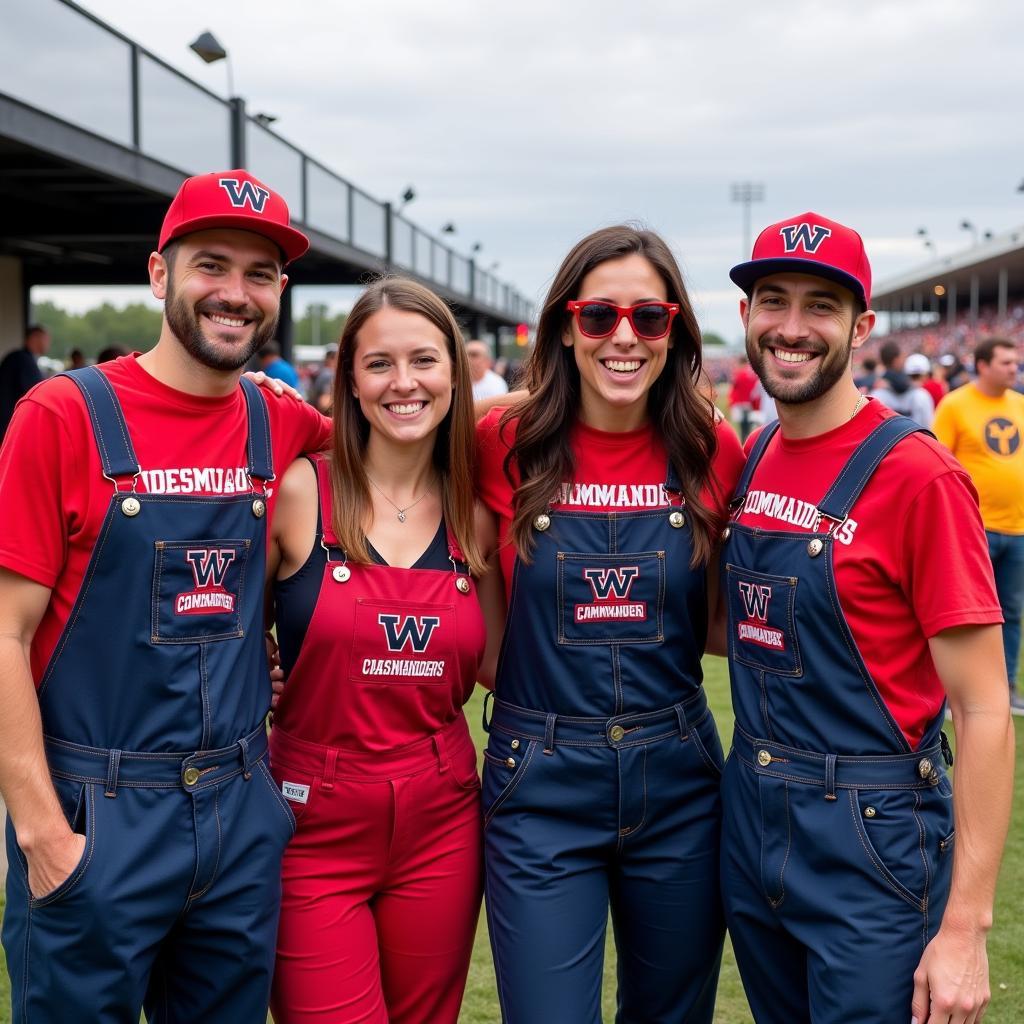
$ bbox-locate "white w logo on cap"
[218,178,270,212]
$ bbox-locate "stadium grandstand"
[868,226,1024,364]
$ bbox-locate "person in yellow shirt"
[933,337,1024,714]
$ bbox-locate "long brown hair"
[329,278,485,575]
[504,225,721,566]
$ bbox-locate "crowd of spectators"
[708,302,1024,414]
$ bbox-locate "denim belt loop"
[824,752,838,801]
[481,689,494,734]
[321,747,339,791]
[104,748,122,798]
[674,702,688,741]
[543,713,556,755]
[237,736,253,781]
[433,731,450,773]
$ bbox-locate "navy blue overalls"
[2,367,296,1023]
[719,416,955,1024]
[483,465,725,1024]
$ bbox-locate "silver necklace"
[366,475,432,523]
[850,394,866,420]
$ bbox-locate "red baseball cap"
[730,211,871,306]
[158,169,309,264]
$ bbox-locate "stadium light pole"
[731,182,764,258]
[189,31,234,98]
[959,219,978,247]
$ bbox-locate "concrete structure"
[0,0,533,358]
[874,227,1024,331]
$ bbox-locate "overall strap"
[732,422,781,503]
[664,460,683,505]
[239,377,275,483]
[309,453,339,549]
[60,367,139,480]
[445,525,470,573]
[818,415,926,521]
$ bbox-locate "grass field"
[0,655,1020,1022]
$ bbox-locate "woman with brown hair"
[476,225,744,1023]
[266,277,498,1024]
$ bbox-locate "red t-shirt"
[922,378,946,409]
[736,398,1001,745]
[0,354,330,683]
[476,408,746,595]
[730,366,758,408]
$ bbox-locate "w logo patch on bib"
[736,581,785,651]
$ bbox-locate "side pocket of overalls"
[28,779,97,908]
[846,788,930,912]
[482,738,538,827]
[256,756,303,837]
[687,709,726,778]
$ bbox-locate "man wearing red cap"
[0,170,330,1022]
[719,213,1013,1024]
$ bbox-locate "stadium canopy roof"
[872,226,1024,320]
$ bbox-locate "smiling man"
[718,213,1014,1024]
[0,170,329,1022]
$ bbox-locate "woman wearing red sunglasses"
[476,225,744,1023]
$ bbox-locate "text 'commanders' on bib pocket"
[726,564,802,676]
[557,551,665,645]
[151,538,249,644]
[349,599,457,686]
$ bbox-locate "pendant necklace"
[366,475,432,523]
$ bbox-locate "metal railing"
[0,0,533,322]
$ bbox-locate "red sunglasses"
[566,300,680,340]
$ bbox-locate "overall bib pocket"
[726,564,802,676]
[557,550,666,645]
[349,600,457,686]
[151,538,250,643]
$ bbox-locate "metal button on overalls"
[609,725,626,742]
[183,767,200,786]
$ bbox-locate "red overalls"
[269,455,485,1024]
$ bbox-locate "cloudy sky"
[36,0,1024,342]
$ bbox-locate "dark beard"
[746,326,853,405]
[165,276,278,372]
